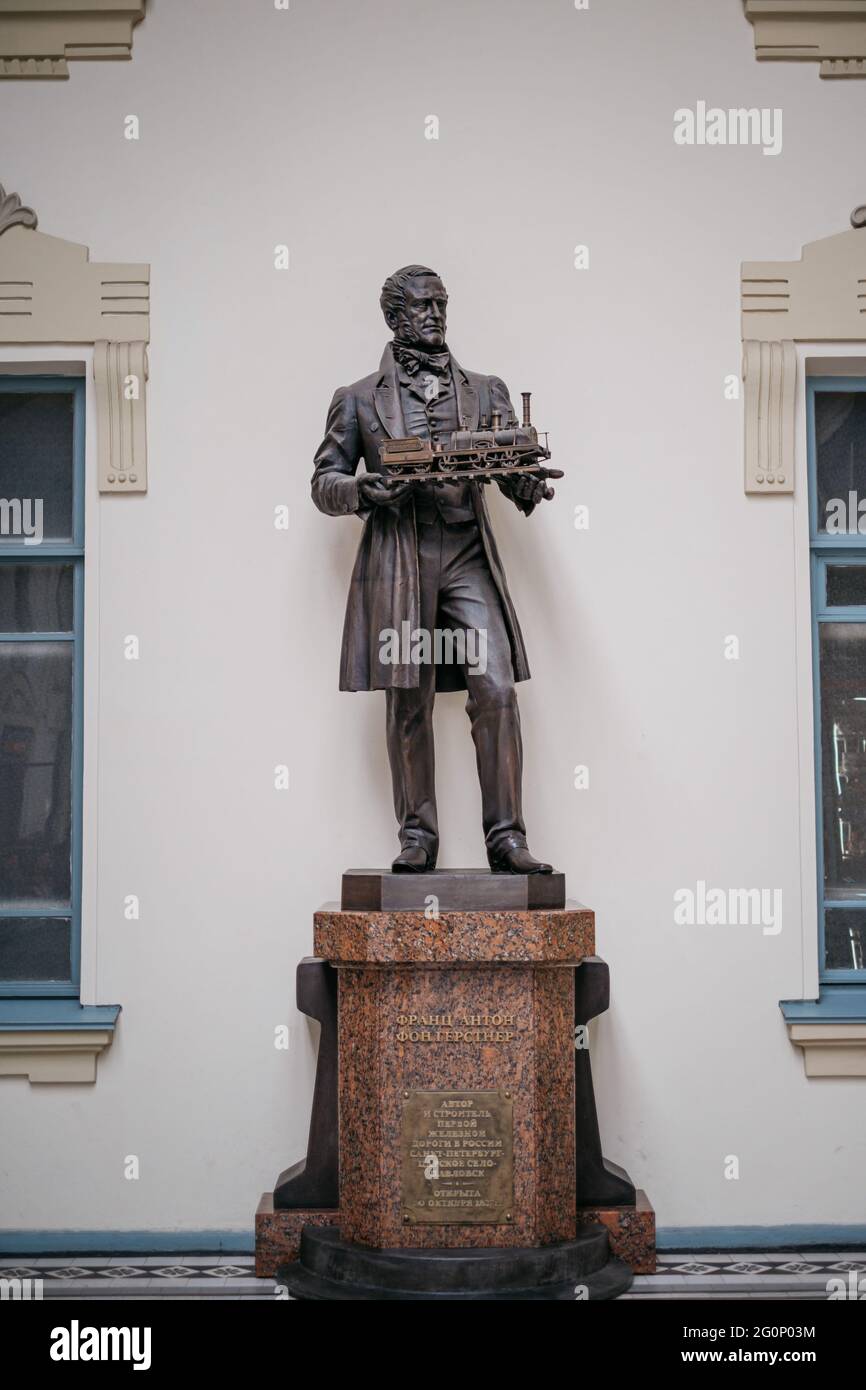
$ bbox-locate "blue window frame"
[0,376,85,997]
[808,376,866,983]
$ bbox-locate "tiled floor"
[0,1256,270,1300]
[620,1252,866,1300]
[2,1251,863,1300]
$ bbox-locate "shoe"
[488,842,553,874]
[391,845,436,873]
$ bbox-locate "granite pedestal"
[257,874,652,1299]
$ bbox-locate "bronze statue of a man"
[312,265,555,874]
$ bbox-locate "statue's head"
[380,265,448,350]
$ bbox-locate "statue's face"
[388,274,448,349]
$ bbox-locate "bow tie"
[392,343,451,378]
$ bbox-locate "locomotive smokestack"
[491,409,502,429]
[521,392,532,427]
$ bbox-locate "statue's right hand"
[358,475,413,508]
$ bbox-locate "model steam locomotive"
[378,391,560,483]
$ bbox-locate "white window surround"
[0,0,146,80]
[0,344,111,1082]
[788,343,866,1076]
[0,188,145,1080]
[740,215,866,1073]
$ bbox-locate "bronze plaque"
[401,1089,514,1225]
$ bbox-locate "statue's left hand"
[358,475,415,509]
[509,468,561,505]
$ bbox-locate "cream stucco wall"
[1,0,865,1243]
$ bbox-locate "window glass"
[825,908,866,972]
[0,916,71,982]
[0,563,74,632]
[0,643,73,908]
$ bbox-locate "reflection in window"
[826,565,866,608]
[0,564,73,632]
[0,916,71,981]
[825,909,866,972]
[0,644,73,907]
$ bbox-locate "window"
[0,377,84,997]
[808,378,866,983]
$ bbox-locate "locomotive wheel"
[440,454,475,472]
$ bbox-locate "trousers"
[385,516,527,860]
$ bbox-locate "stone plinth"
[314,905,594,1251]
[577,1190,656,1274]
[255,1193,340,1278]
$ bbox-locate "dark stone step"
[278,1224,632,1301]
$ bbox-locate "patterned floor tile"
[795,1251,866,1262]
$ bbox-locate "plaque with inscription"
[401,1089,514,1225]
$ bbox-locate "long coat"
[311,343,535,692]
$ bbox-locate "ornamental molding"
[0,183,36,234]
[741,213,866,494]
[787,1023,866,1076]
[0,1028,114,1082]
[0,0,145,79]
[745,0,866,79]
[0,182,149,492]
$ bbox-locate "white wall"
[1,0,865,1242]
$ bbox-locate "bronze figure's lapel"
[452,356,479,429]
[373,344,406,439]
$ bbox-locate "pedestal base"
[258,895,656,1297]
[257,1191,656,1279]
[255,1193,340,1278]
[577,1190,656,1274]
[278,1224,632,1301]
